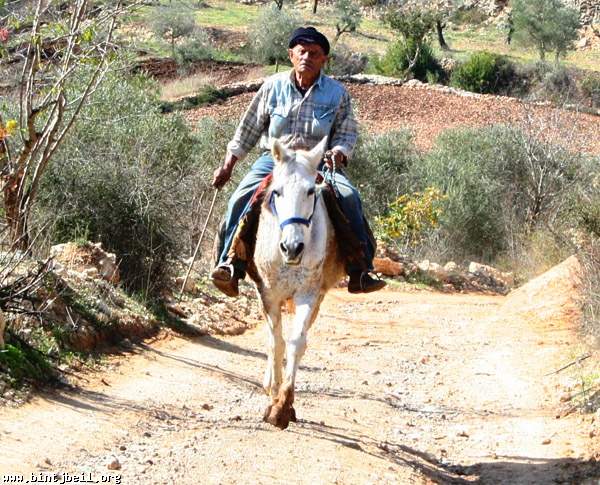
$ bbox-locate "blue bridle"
[269,190,319,230]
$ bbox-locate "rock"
[373,257,404,277]
[417,260,431,272]
[427,262,448,281]
[577,36,589,48]
[468,261,514,288]
[50,242,120,284]
[83,267,99,278]
[444,261,459,274]
[542,438,552,445]
[107,457,121,470]
[175,276,196,294]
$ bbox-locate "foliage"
[327,44,368,75]
[333,0,362,44]
[34,71,197,297]
[384,6,439,45]
[450,52,517,95]
[522,62,577,103]
[0,0,129,250]
[450,6,488,26]
[581,73,600,109]
[411,125,586,261]
[375,188,446,248]
[173,28,214,68]
[512,0,580,62]
[160,85,228,112]
[373,37,443,82]
[346,130,418,218]
[151,3,196,56]
[0,341,55,387]
[248,5,300,64]
[573,167,600,339]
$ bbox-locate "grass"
[0,339,56,388]
[127,1,599,74]
[161,72,216,100]
[196,0,260,29]
[159,84,229,112]
[442,25,600,73]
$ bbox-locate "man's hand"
[324,149,347,169]
[212,154,238,189]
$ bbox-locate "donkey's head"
[269,137,327,265]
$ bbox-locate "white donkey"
[249,137,344,430]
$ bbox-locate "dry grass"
[160,72,216,100]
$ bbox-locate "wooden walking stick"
[179,189,219,299]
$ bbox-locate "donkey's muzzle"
[280,241,304,264]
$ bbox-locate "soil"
[1,259,599,484]
[185,81,600,155]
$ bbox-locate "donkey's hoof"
[262,404,273,422]
[263,404,292,430]
[290,406,297,423]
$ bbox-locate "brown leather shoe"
[211,264,240,297]
[348,271,386,294]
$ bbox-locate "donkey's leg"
[262,301,284,400]
[265,293,323,430]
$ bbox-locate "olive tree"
[333,0,362,46]
[512,0,581,63]
[0,0,138,250]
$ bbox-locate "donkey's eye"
[273,190,281,197]
[307,187,315,196]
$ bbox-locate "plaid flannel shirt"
[227,69,358,161]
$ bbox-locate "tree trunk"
[312,0,318,14]
[3,172,30,251]
[436,21,449,50]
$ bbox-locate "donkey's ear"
[272,139,288,164]
[306,137,328,170]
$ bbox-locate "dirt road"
[1,283,599,484]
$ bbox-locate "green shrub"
[150,4,196,57]
[410,125,585,261]
[248,5,300,64]
[573,165,600,339]
[174,28,214,68]
[581,74,600,109]
[328,44,368,76]
[34,71,198,297]
[450,7,488,26]
[450,52,517,94]
[347,130,418,218]
[512,0,580,62]
[374,37,443,82]
[375,187,446,248]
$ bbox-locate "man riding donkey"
[211,26,385,296]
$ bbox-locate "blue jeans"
[217,152,374,274]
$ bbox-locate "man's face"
[288,42,328,78]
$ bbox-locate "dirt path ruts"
[0,287,598,484]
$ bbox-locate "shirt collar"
[289,69,325,92]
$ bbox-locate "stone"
[175,276,196,294]
[50,241,120,284]
[577,36,589,48]
[468,261,514,287]
[427,262,448,281]
[444,261,459,274]
[107,457,121,470]
[373,257,404,277]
